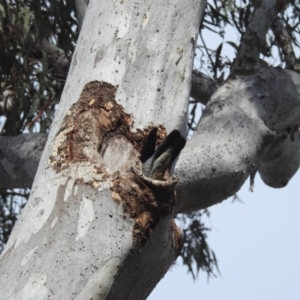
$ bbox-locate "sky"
[149,172,300,300]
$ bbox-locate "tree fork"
[0,0,206,297]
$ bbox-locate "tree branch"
[175,62,300,213]
[3,62,300,213]
[0,134,47,189]
[190,70,220,105]
[271,19,300,71]
[41,39,70,80]
[234,0,290,73]
[0,68,220,186]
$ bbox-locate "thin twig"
[25,99,52,128]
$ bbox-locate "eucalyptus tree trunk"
[1,0,300,299]
[0,0,206,299]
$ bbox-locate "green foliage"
[0,188,29,253]
[176,210,219,279]
[0,0,77,135]
[197,0,300,79]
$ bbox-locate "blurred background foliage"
[1,0,300,279]
[0,0,76,136]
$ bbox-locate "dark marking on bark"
[171,220,183,257]
[50,81,130,171]
[50,81,166,178]
[49,81,181,249]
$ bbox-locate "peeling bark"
[3,0,300,296]
[0,81,183,299]
[0,68,219,190]
[3,63,300,214]
[111,170,178,246]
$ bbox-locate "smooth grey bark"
[0,0,206,299]
[75,0,89,30]
[271,19,300,72]
[1,1,300,298]
[41,40,70,74]
[234,0,290,73]
[175,63,300,212]
[190,70,221,105]
[174,0,300,212]
[0,134,47,189]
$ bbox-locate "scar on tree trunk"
[49,81,183,252]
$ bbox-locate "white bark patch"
[111,0,131,38]
[68,164,93,184]
[102,136,135,173]
[98,181,110,192]
[64,178,75,201]
[21,246,38,266]
[142,12,150,29]
[94,45,126,85]
[74,184,78,195]
[1,172,67,257]
[7,273,47,300]
[75,198,95,241]
[74,257,120,300]
[127,41,137,63]
[51,217,58,229]
[116,10,131,38]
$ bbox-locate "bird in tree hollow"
[141,128,186,180]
